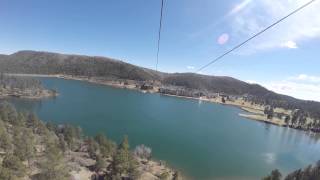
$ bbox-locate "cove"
[7,78,320,180]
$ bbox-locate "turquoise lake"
[7,78,320,180]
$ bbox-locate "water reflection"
[262,152,277,164]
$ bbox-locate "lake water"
[7,78,320,180]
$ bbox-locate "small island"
[0,73,57,99]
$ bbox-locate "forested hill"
[0,50,320,119]
[0,51,275,96]
[162,73,320,119]
[162,73,271,95]
[0,51,162,81]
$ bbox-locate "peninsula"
[0,73,57,99]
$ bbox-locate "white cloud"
[289,74,320,83]
[259,74,320,102]
[188,0,253,39]
[229,0,320,53]
[263,81,320,102]
[187,66,195,70]
[246,80,258,84]
[228,0,253,16]
[281,40,298,49]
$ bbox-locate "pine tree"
[63,124,78,150]
[39,140,70,180]
[58,134,68,153]
[87,137,100,159]
[112,136,139,178]
[1,153,27,178]
[173,171,181,180]
[0,130,11,152]
[27,113,47,135]
[159,171,170,180]
[94,155,106,172]
[95,133,115,158]
[13,128,35,163]
[262,169,282,180]
[0,120,12,152]
[0,102,18,123]
[0,166,12,180]
[12,112,26,127]
[46,121,58,133]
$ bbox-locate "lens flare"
[217,33,229,45]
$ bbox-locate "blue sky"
[1,0,320,101]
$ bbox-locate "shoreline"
[5,73,318,133]
[0,93,56,100]
[0,88,58,100]
[239,113,285,126]
[1,73,58,99]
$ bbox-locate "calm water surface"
[7,78,320,180]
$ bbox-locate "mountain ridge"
[0,50,275,91]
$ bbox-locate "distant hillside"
[0,50,319,119]
[0,51,162,81]
[0,54,7,59]
[162,73,271,95]
[162,73,320,119]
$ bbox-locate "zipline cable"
[156,0,165,72]
[196,0,317,73]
